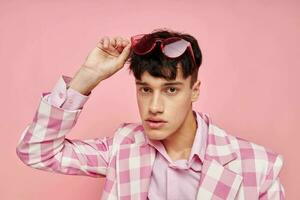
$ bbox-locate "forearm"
[68,66,104,95]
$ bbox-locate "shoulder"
[112,122,146,145]
[208,122,283,169]
[224,129,284,178]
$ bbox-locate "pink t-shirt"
[46,75,207,200]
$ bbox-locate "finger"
[117,43,132,65]
[110,38,116,47]
[115,37,126,52]
[122,39,130,47]
[116,45,124,53]
[103,36,110,48]
[115,36,122,48]
[96,37,106,51]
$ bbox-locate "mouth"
[145,120,167,129]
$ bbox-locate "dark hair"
[128,28,202,88]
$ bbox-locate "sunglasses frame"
[131,34,197,68]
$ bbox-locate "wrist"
[68,67,100,95]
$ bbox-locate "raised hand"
[68,36,132,95]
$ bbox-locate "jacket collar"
[198,112,238,165]
[116,112,242,199]
[140,111,238,166]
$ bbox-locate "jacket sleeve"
[16,92,122,178]
[259,154,285,199]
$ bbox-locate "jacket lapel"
[196,112,243,199]
[196,159,243,199]
[116,127,156,200]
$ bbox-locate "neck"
[162,108,197,161]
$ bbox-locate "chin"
[144,129,169,141]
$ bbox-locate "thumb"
[117,44,132,65]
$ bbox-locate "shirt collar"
[145,110,208,164]
[189,110,208,163]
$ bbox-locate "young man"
[16,29,285,199]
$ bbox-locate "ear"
[191,80,201,102]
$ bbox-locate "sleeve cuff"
[47,75,91,110]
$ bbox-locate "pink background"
[1,0,298,199]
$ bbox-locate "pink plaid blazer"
[16,93,285,200]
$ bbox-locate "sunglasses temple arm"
[188,46,197,68]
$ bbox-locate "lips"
[145,118,167,129]
[146,117,167,123]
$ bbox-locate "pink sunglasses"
[130,33,197,67]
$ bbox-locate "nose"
[149,91,164,114]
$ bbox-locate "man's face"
[135,65,200,141]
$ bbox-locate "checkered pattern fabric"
[16,93,285,199]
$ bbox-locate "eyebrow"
[135,81,184,86]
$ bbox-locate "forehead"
[135,65,190,87]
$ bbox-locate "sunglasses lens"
[162,39,189,58]
[132,35,157,55]
[131,34,144,46]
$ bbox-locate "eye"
[140,87,152,93]
[166,87,178,94]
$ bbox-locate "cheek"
[168,93,192,109]
[167,94,192,120]
[137,96,148,113]
[170,102,190,121]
